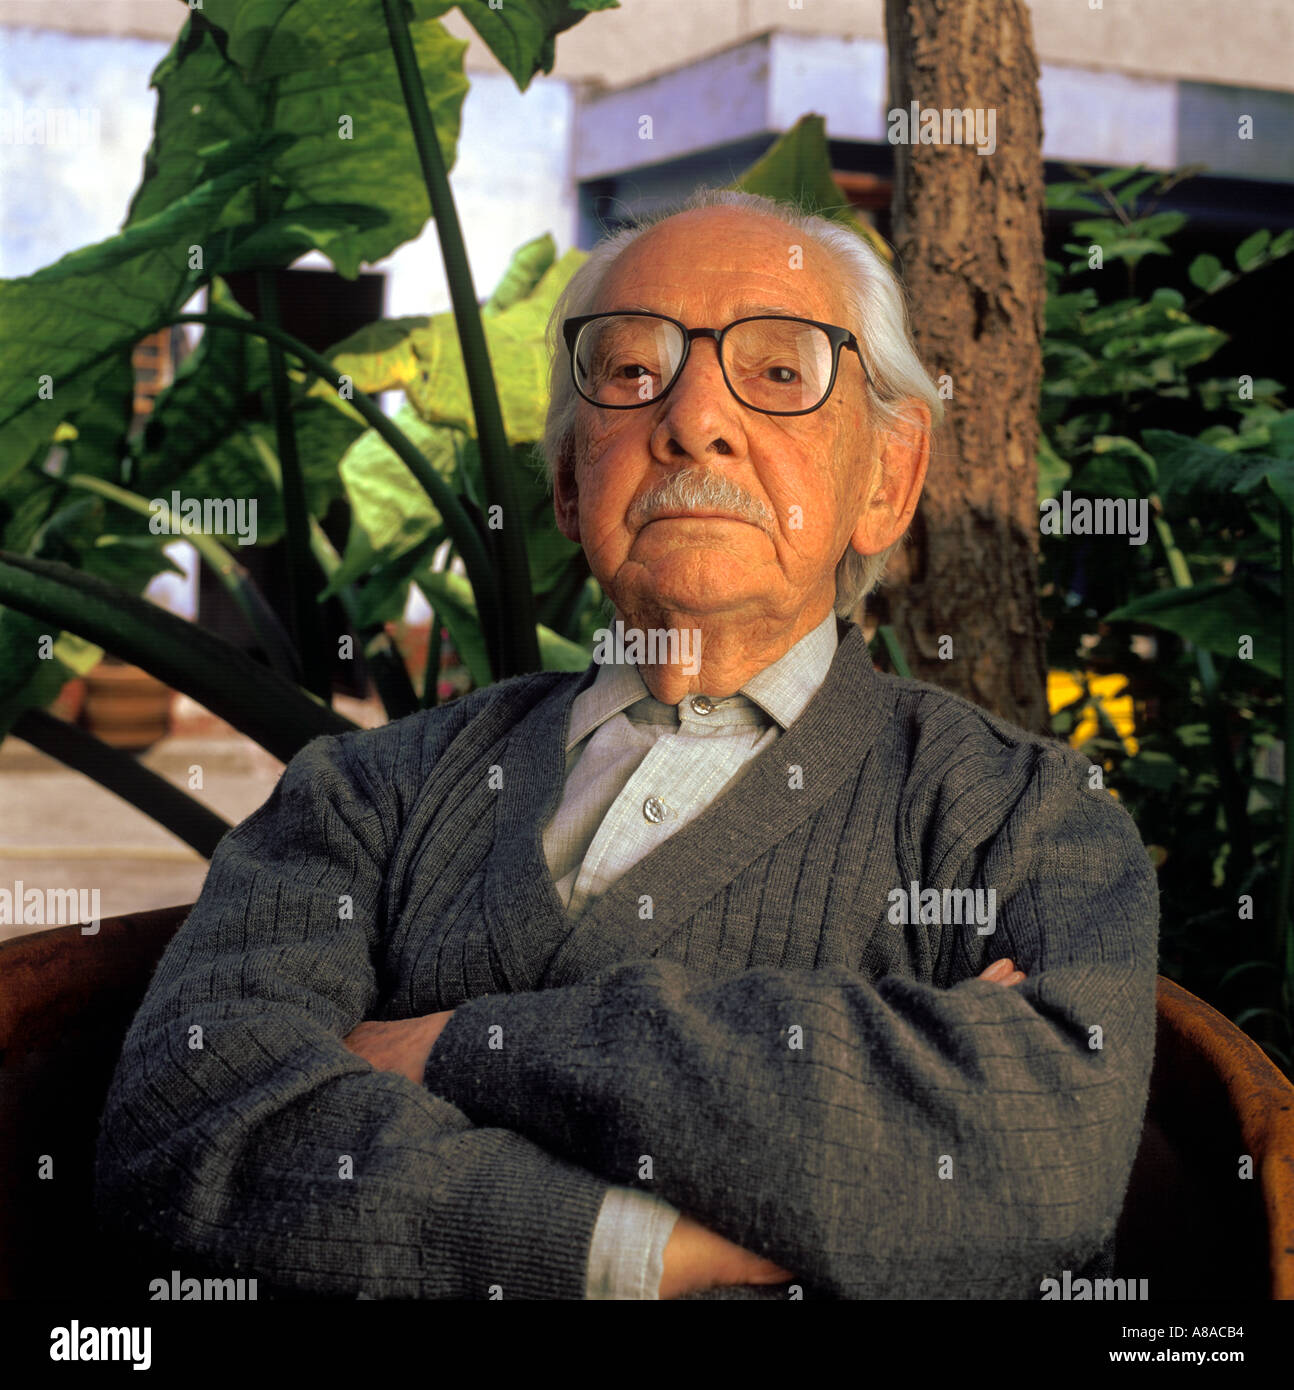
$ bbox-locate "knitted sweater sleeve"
[94,732,609,1300]
[422,743,1160,1299]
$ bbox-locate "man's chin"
[617,580,766,623]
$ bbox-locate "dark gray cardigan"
[95,622,1159,1299]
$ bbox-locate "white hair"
[539,188,942,616]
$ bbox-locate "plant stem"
[0,549,355,763]
[307,517,420,721]
[12,708,232,859]
[172,311,501,673]
[254,266,330,701]
[380,0,538,678]
[877,625,912,678]
[421,616,443,710]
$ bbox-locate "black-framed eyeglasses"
[562,311,871,417]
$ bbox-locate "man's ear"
[552,439,580,542]
[849,400,930,556]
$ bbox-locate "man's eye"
[597,358,652,380]
[765,365,800,384]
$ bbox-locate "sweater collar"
[565,609,840,746]
[483,618,895,992]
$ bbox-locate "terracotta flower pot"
[81,661,173,751]
[48,676,86,725]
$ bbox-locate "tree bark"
[881,0,1048,732]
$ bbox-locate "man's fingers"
[979,959,1026,986]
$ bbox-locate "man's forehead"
[614,297,815,320]
[595,211,845,322]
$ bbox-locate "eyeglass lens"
[574,316,835,412]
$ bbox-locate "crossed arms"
[341,956,1030,1295]
[95,730,1159,1300]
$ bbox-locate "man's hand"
[342,1010,455,1084]
[658,1213,794,1299]
[979,957,1026,987]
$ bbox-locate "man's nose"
[653,338,743,460]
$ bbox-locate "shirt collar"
[564,610,840,751]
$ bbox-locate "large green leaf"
[326,233,588,629]
[731,115,891,262]
[0,400,69,488]
[128,15,468,279]
[203,0,617,91]
[132,280,270,490]
[326,316,433,395]
[329,405,461,592]
[130,281,356,549]
[198,0,458,81]
[484,233,557,316]
[0,469,61,556]
[457,0,621,90]
[1105,576,1282,678]
[405,248,586,441]
[350,528,448,629]
[0,153,272,449]
[57,352,138,485]
[212,202,394,274]
[1143,430,1294,517]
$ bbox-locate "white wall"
[5,0,1288,95]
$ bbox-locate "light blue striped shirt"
[540,610,841,1297]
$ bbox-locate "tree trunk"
[880,0,1048,732]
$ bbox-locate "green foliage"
[727,114,890,262]
[0,0,617,762]
[320,236,593,642]
[1040,164,1294,1063]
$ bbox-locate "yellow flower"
[1048,670,1140,760]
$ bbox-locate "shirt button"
[690,695,715,715]
[643,796,666,823]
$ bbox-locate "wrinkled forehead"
[594,209,849,327]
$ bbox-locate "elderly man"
[96,190,1159,1301]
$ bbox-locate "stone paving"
[0,693,383,942]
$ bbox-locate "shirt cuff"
[585,1186,681,1300]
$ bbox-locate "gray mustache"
[630,469,774,530]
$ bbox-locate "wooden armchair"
[1,905,1291,1299]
